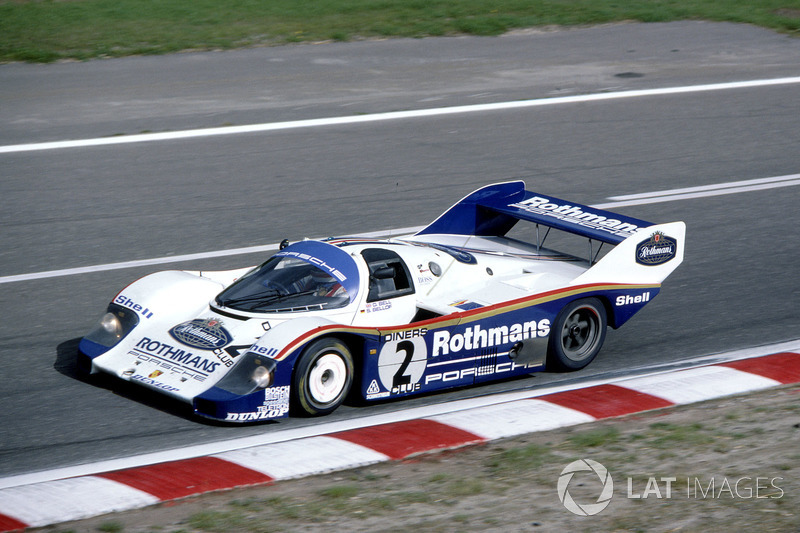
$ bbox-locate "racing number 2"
[392,340,414,388]
[377,336,427,393]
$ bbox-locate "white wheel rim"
[308,353,347,404]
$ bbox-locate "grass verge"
[1,0,800,63]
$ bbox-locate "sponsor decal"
[131,373,180,392]
[264,385,290,403]
[225,406,290,422]
[432,319,550,357]
[383,328,428,342]
[635,231,677,266]
[133,337,221,376]
[509,196,640,238]
[223,386,290,421]
[149,369,163,378]
[211,347,237,367]
[248,345,280,358]
[262,385,291,412]
[224,408,290,422]
[169,318,233,350]
[114,294,154,319]
[424,359,535,384]
[615,292,651,306]
[365,379,390,400]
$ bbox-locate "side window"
[361,248,415,303]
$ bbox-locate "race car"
[78,181,685,423]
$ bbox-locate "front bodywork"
[79,181,685,422]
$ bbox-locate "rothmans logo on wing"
[635,231,677,266]
[169,318,232,350]
[508,196,641,237]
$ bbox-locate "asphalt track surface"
[1,22,799,480]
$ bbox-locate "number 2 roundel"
[377,336,427,391]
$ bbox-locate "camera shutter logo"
[557,459,614,516]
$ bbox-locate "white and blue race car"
[79,181,685,422]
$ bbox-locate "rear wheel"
[292,338,354,416]
[548,298,607,371]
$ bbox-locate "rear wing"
[415,181,652,244]
[416,181,685,285]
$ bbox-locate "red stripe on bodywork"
[333,419,485,460]
[274,324,380,361]
[0,514,28,532]
[99,457,272,500]
[719,352,800,384]
[542,383,674,419]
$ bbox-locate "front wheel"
[548,298,607,371]
[291,338,354,416]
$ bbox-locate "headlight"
[252,364,273,389]
[84,303,139,348]
[215,352,277,396]
[100,312,123,337]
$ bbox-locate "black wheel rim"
[560,305,601,362]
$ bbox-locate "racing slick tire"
[548,297,607,371]
[292,338,354,416]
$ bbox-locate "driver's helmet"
[309,268,344,297]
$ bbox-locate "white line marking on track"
[2,173,798,285]
[2,77,799,154]
[606,174,800,201]
[0,226,423,285]
[597,174,800,209]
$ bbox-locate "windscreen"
[215,241,359,313]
